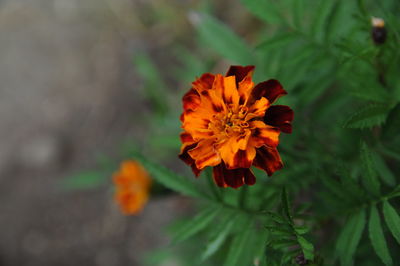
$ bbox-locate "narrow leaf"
[383,200,400,245]
[373,152,396,187]
[239,0,282,24]
[360,141,381,196]
[256,33,300,52]
[368,205,393,266]
[173,206,220,243]
[383,103,400,141]
[135,154,207,198]
[192,13,254,64]
[297,235,314,261]
[336,209,366,266]
[223,217,253,266]
[281,187,293,224]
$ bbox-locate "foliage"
[68,0,400,265]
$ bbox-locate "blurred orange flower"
[179,65,293,188]
[113,160,152,215]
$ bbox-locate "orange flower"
[179,65,293,188]
[113,160,152,215]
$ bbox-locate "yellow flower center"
[209,105,251,139]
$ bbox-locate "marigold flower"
[113,160,152,215]
[179,65,293,188]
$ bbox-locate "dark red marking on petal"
[244,169,256,185]
[178,143,202,176]
[233,149,252,169]
[212,164,226,187]
[251,79,287,103]
[212,103,223,113]
[226,65,255,84]
[182,89,200,111]
[180,132,194,143]
[264,105,293,134]
[252,146,283,176]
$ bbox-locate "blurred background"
[0,0,247,265]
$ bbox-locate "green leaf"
[343,104,390,129]
[135,154,207,198]
[193,13,254,64]
[133,53,168,114]
[281,187,293,224]
[239,0,282,24]
[201,214,236,261]
[383,200,400,245]
[62,171,106,190]
[172,206,220,243]
[373,152,396,187]
[294,226,310,235]
[383,103,400,141]
[336,209,366,266]
[360,141,381,197]
[311,0,336,41]
[223,217,253,266]
[297,235,314,261]
[256,33,300,52]
[368,205,393,266]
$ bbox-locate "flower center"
[209,105,250,139]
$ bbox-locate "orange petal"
[238,75,254,105]
[188,139,221,169]
[182,89,201,112]
[213,74,239,109]
[249,121,280,148]
[247,97,270,118]
[252,146,283,176]
[179,143,203,176]
[192,73,215,92]
[216,135,241,169]
[232,146,256,169]
[225,65,255,83]
[251,79,287,104]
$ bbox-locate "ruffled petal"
[226,65,255,84]
[232,146,256,169]
[178,143,202,176]
[264,105,294,134]
[213,74,239,110]
[212,164,256,188]
[251,79,287,104]
[192,73,215,93]
[252,146,283,176]
[238,75,254,105]
[247,97,270,118]
[188,139,221,170]
[216,134,241,169]
[182,89,200,112]
[249,121,280,148]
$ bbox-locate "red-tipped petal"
[226,65,255,83]
[182,89,200,112]
[178,143,202,176]
[251,79,287,104]
[253,146,283,176]
[264,105,294,134]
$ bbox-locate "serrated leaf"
[135,154,207,199]
[270,238,298,250]
[239,0,282,24]
[265,225,293,237]
[193,13,254,64]
[223,217,253,266]
[172,206,220,243]
[383,200,400,245]
[336,209,366,266]
[360,141,381,197]
[343,104,390,129]
[368,205,393,266]
[297,235,314,261]
[201,214,236,261]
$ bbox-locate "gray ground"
[0,1,196,265]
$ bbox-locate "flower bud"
[371,17,387,45]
